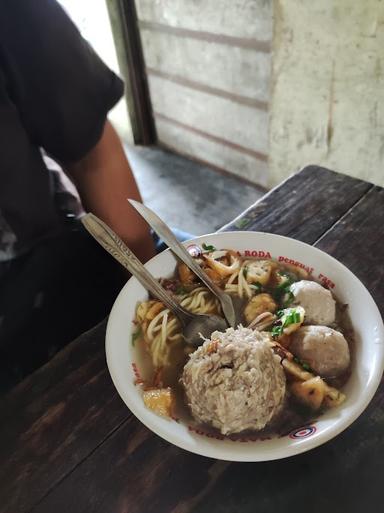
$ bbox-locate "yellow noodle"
[161,311,168,348]
[190,290,206,310]
[224,284,239,294]
[151,333,161,365]
[227,270,240,285]
[238,266,245,298]
[147,309,170,340]
[136,286,222,369]
[241,267,253,298]
[136,301,150,323]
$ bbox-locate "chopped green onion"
[283,291,294,308]
[131,327,143,346]
[276,309,284,318]
[175,285,188,295]
[277,271,290,284]
[202,243,216,252]
[273,272,298,305]
[243,266,248,279]
[273,284,292,302]
[279,272,293,285]
[282,316,290,328]
[272,289,282,302]
[293,356,312,372]
[271,325,284,338]
[281,308,302,328]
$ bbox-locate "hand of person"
[65,121,156,263]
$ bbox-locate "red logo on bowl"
[289,425,317,439]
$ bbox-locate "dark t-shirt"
[0,0,124,261]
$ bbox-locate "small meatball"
[290,280,335,325]
[244,260,272,285]
[244,293,277,324]
[290,325,350,378]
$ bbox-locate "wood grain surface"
[220,165,374,243]
[0,321,129,513]
[1,166,382,513]
[315,185,384,309]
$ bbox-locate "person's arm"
[65,121,155,263]
[3,0,154,260]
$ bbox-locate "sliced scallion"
[132,327,143,346]
[271,325,284,338]
[202,243,216,252]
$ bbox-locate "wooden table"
[1,166,383,513]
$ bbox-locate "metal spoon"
[128,199,238,327]
[81,213,228,346]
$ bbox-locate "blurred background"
[58,0,384,232]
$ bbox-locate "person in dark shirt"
[0,0,155,390]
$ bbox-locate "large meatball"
[290,325,350,378]
[290,280,336,325]
[181,327,286,435]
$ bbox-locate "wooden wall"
[135,0,272,187]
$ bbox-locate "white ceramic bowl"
[106,232,384,461]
